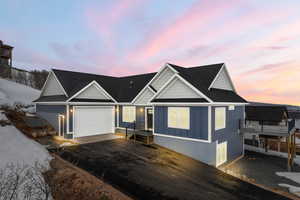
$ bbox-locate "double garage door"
[74,106,114,137]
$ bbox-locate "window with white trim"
[122,106,136,123]
[168,107,190,129]
[215,107,226,130]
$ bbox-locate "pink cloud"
[125,0,239,64]
[85,0,146,48]
[234,61,300,106]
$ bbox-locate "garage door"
[74,106,114,137]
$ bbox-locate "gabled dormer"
[208,64,236,92]
[131,63,178,105]
[150,64,178,91]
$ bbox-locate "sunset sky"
[0,0,299,105]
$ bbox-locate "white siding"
[134,87,154,105]
[76,83,109,99]
[157,77,201,99]
[211,68,234,91]
[151,67,175,91]
[42,73,65,96]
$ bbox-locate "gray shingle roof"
[52,69,156,102]
[34,63,247,103]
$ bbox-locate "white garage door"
[74,106,114,137]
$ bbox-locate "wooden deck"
[115,128,153,144]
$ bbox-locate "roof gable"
[41,72,67,96]
[168,63,246,103]
[156,76,202,99]
[72,82,111,100]
[150,65,177,91]
[209,65,235,91]
[133,87,155,105]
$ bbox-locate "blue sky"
[1,0,300,105]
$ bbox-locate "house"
[243,106,295,145]
[33,63,247,167]
[0,40,13,78]
[288,111,300,131]
[241,105,297,170]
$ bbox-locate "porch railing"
[240,119,296,135]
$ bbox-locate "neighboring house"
[243,105,296,148]
[288,111,300,131]
[33,63,247,167]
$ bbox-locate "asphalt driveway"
[58,139,292,200]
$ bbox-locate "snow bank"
[0,113,52,169]
[0,78,40,106]
[276,172,300,197]
[245,145,300,166]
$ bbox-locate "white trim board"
[154,133,211,143]
[208,106,212,143]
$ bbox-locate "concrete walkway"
[74,133,122,144]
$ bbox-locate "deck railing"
[240,119,296,135]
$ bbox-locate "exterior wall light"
[140,108,144,113]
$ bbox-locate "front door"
[145,107,153,131]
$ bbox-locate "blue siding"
[36,104,67,136]
[212,106,244,163]
[118,105,145,130]
[154,106,208,140]
[154,135,216,165]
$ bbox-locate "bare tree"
[30,70,49,90]
[0,163,53,200]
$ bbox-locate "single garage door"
[74,106,114,137]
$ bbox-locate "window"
[168,107,190,129]
[215,107,226,130]
[122,106,136,122]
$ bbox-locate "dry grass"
[44,155,132,200]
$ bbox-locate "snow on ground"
[245,144,300,166]
[276,172,300,197]
[0,112,52,169]
[0,78,40,106]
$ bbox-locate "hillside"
[0,78,40,106]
